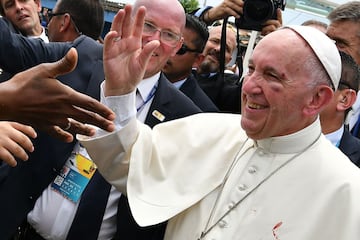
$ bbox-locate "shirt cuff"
[193,6,212,18]
[100,81,136,128]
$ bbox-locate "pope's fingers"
[110,8,126,33]
[121,5,135,38]
[138,40,161,70]
[132,6,146,39]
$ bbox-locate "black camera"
[235,0,286,31]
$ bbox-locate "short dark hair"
[328,1,360,23]
[0,2,5,16]
[186,14,209,52]
[55,0,104,40]
[339,51,360,117]
[339,51,360,92]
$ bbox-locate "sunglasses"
[47,11,67,22]
[46,11,82,35]
[176,44,202,55]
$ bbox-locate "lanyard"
[137,84,158,112]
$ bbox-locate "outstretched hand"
[103,5,160,96]
[0,122,36,167]
[0,48,115,142]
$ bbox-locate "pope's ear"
[304,85,334,116]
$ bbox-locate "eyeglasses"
[47,11,67,22]
[176,44,202,55]
[46,11,82,36]
[143,21,181,47]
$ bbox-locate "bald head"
[134,0,185,31]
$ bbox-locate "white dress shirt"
[28,26,49,43]
[324,125,344,147]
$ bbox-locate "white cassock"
[79,113,360,240]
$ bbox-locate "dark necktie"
[351,114,360,138]
[66,170,112,240]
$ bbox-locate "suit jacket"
[0,18,70,75]
[194,71,242,113]
[339,128,360,168]
[114,73,202,239]
[179,73,219,112]
[0,20,105,238]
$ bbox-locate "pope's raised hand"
[103,5,160,96]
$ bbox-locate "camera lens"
[243,0,274,23]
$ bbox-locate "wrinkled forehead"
[254,29,308,58]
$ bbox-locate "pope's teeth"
[248,103,264,109]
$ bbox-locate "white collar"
[325,125,344,147]
[137,72,160,102]
[255,118,322,154]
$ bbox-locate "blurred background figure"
[0,0,48,42]
[326,1,360,138]
[320,51,360,168]
[163,13,218,112]
[194,24,242,113]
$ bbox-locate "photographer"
[193,0,283,36]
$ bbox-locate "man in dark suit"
[112,1,202,239]
[163,14,218,112]
[326,2,360,138]
[194,24,242,113]
[320,51,360,168]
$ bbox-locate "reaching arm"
[0,17,70,74]
[0,48,115,142]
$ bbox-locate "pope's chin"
[241,117,264,140]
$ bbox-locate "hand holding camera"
[201,0,284,34]
[235,0,286,31]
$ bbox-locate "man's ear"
[60,14,72,32]
[304,85,334,116]
[337,89,357,111]
[192,54,205,69]
[36,0,42,12]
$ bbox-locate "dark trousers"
[11,221,45,240]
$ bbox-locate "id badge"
[51,153,97,203]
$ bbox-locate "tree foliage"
[179,0,199,13]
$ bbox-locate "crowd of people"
[0,0,360,239]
